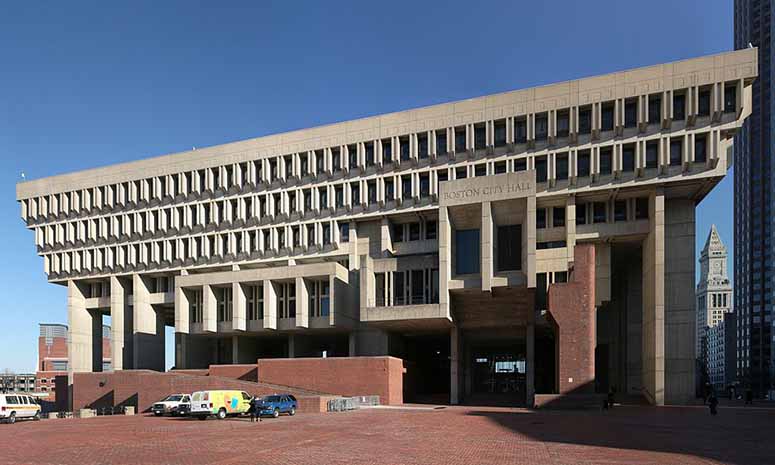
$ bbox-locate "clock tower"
[696,225,733,357]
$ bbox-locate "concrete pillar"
[109,276,132,370]
[263,280,278,330]
[348,332,356,356]
[565,196,576,262]
[132,274,165,371]
[526,292,536,407]
[525,196,536,288]
[642,190,666,405]
[450,326,460,404]
[91,308,103,373]
[232,336,240,364]
[295,277,309,328]
[439,206,452,315]
[288,334,296,358]
[481,201,493,292]
[67,280,93,374]
[202,284,217,333]
[232,282,246,332]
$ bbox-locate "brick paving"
[0,405,772,465]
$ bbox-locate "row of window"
[536,198,649,229]
[374,268,440,307]
[23,80,738,225]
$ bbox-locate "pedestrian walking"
[708,392,718,416]
[745,387,753,405]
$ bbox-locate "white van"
[0,394,41,424]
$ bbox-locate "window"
[393,271,405,305]
[339,222,350,243]
[332,148,341,172]
[409,223,420,241]
[599,148,613,175]
[536,241,566,250]
[576,203,587,225]
[695,134,707,163]
[724,85,736,113]
[365,142,375,166]
[375,273,386,306]
[601,103,614,131]
[400,138,410,161]
[393,224,404,242]
[514,158,527,172]
[646,141,659,169]
[557,111,569,138]
[474,125,486,149]
[418,134,428,159]
[247,284,264,320]
[319,187,328,209]
[556,154,568,180]
[382,139,392,164]
[593,202,606,223]
[535,114,548,141]
[670,138,683,166]
[578,107,592,134]
[401,176,412,198]
[419,174,430,198]
[535,157,547,182]
[614,200,627,222]
[577,150,591,177]
[536,208,547,229]
[635,198,649,220]
[455,166,467,180]
[455,127,466,153]
[475,164,486,177]
[384,179,394,200]
[435,130,447,155]
[494,121,507,147]
[496,225,521,271]
[335,186,344,208]
[622,146,635,172]
[411,269,424,304]
[515,119,527,143]
[648,95,661,124]
[698,89,711,117]
[494,161,507,174]
[426,220,437,240]
[673,93,686,120]
[552,207,565,228]
[455,230,480,275]
[624,100,637,128]
[351,183,360,205]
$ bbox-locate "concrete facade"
[16,49,757,406]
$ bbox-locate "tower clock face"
[712,261,721,273]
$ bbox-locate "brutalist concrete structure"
[16,49,757,406]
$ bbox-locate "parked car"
[151,394,191,416]
[190,390,251,420]
[259,394,297,418]
[0,394,41,424]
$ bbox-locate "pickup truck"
[151,394,191,416]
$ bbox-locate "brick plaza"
[1,405,772,465]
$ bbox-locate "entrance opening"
[466,341,527,406]
[401,333,450,404]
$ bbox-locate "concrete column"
[295,277,309,328]
[288,334,296,358]
[481,201,494,292]
[110,276,132,370]
[232,336,240,364]
[525,196,536,288]
[132,274,165,371]
[439,206,452,315]
[67,280,93,374]
[202,284,217,333]
[380,217,392,256]
[263,280,278,330]
[526,292,536,407]
[348,332,356,356]
[232,282,246,332]
[565,196,576,263]
[642,190,666,405]
[450,326,461,404]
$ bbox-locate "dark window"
[394,271,405,306]
[635,198,649,220]
[418,134,428,159]
[724,85,736,113]
[400,139,410,161]
[332,148,341,172]
[556,154,569,180]
[335,186,344,208]
[455,128,466,153]
[577,150,591,177]
[494,121,507,147]
[426,220,437,240]
[535,115,548,141]
[474,126,486,149]
[368,182,377,204]
[494,161,507,174]
[322,224,331,244]
[555,271,568,283]
[365,142,375,166]
[351,183,360,205]
[420,174,430,197]
[553,207,565,227]
[578,108,592,134]
[646,141,659,168]
[614,200,627,222]
[409,223,420,241]
[593,202,606,223]
[475,164,487,177]
[385,179,394,200]
[601,103,614,131]
[673,93,686,120]
[393,224,404,242]
[536,241,567,250]
[300,156,308,177]
[557,111,570,138]
[599,148,613,175]
[496,225,522,271]
[515,119,528,143]
[315,150,324,173]
[348,145,358,169]
[536,208,547,229]
[437,170,448,183]
[698,89,711,117]
[319,188,328,209]
[382,139,392,164]
[695,134,707,163]
[402,176,412,198]
[535,157,547,183]
[435,130,447,155]
[648,95,661,124]
[622,146,635,172]
[411,269,424,304]
[576,203,587,225]
[455,166,467,180]
[339,223,349,242]
[455,229,480,275]
[624,100,637,128]
[670,139,683,166]
[514,158,527,172]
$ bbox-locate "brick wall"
[72,370,328,413]
[209,364,257,382]
[547,243,596,395]
[257,356,404,405]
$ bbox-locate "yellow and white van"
[190,390,252,420]
[0,394,41,424]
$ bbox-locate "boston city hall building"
[17,49,756,406]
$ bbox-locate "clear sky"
[0,0,735,372]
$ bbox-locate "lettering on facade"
[441,182,532,203]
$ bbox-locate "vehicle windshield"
[265,395,281,402]
[164,395,183,402]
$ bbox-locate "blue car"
[259,394,297,418]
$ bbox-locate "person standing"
[249,396,263,423]
[708,392,718,416]
[745,386,753,406]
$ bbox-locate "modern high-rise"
[695,225,733,357]
[734,0,774,396]
[16,49,757,406]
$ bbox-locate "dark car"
[259,394,297,418]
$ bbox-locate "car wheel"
[217,408,227,420]
[33,412,40,421]
[272,408,279,418]
[289,407,296,416]
[8,413,16,425]
[197,416,208,421]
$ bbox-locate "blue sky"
[0,0,735,372]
